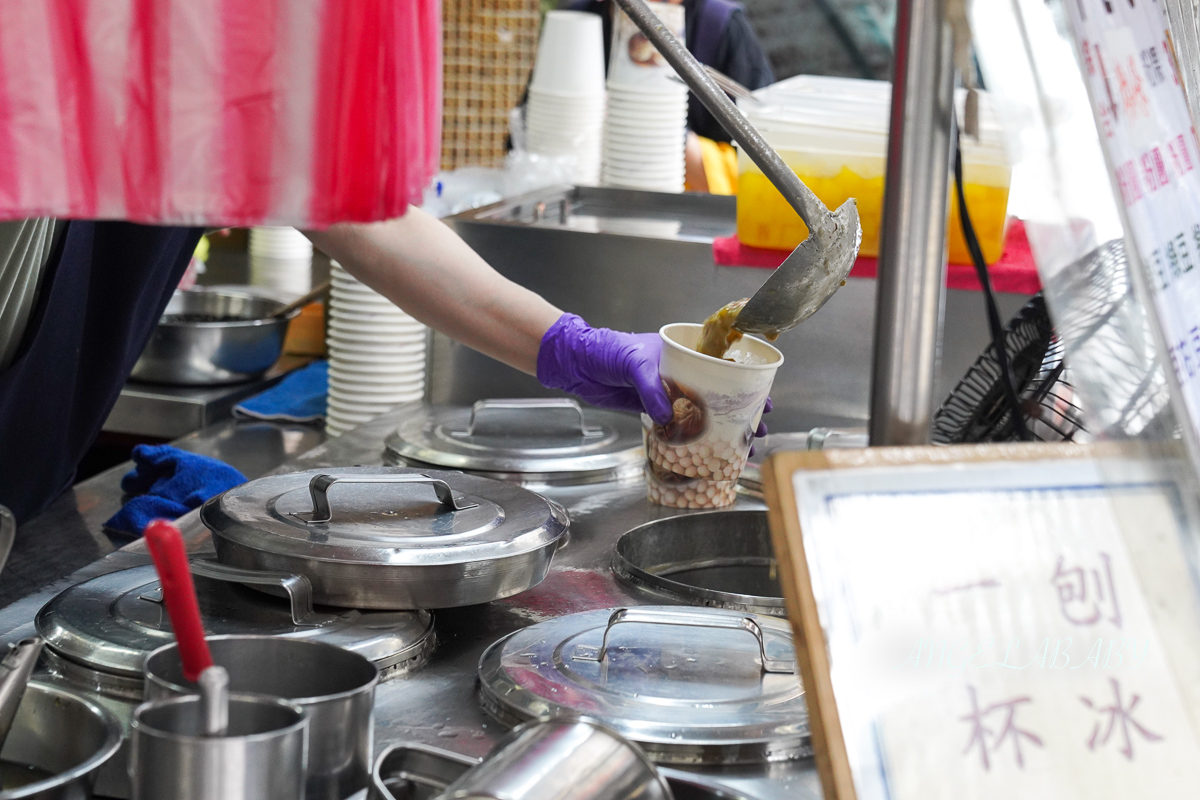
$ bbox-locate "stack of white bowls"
[326,262,428,437]
[601,5,688,193]
[249,227,314,295]
[525,11,606,186]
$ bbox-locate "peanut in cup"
[643,323,783,509]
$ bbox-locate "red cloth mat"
[713,220,1042,295]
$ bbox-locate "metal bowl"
[613,510,784,616]
[130,289,297,385]
[0,681,122,799]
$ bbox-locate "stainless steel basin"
[0,682,122,799]
[130,289,295,386]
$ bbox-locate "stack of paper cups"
[326,262,428,437]
[525,11,606,186]
[249,227,314,295]
[602,2,688,193]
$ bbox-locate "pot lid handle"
[571,608,796,675]
[452,398,604,439]
[304,473,478,523]
[189,559,338,627]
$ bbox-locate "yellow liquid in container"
[737,158,1011,265]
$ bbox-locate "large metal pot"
[201,468,570,610]
[130,289,296,385]
[0,681,122,799]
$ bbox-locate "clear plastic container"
[736,75,1012,264]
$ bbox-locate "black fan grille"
[933,295,1086,444]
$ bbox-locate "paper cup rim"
[659,323,784,369]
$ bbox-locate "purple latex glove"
[538,314,673,424]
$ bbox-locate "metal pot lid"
[383,399,644,482]
[35,562,435,678]
[477,606,809,765]
[201,466,569,565]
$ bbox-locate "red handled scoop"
[144,519,213,682]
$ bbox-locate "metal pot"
[384,399,645,486]
[202,467,570,610]
[612,511,784,616]
[130,289,297,386]
[439,718,673,800]
[477,606,809,766]
[129,694,307,800]
[0,681,122,800]
[144,636,377,800]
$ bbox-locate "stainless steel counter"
[0,406,819,800]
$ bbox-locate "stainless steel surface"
[104,371,293,438]
[199,666,229,738]
[0,681,122,800]
[737,428,870,499]
[130,289,297,387]
[0,508,14,579]
[0,640,44,752]
[1,406,825,800]
[612,0,860,338]
[203,467,570,610]
[440,186,1031,438]
[146,636,378,800]
[868,0,957,446]
[36,563,434,682]
[129,694,307,800]
[384,401,644,486]
[477,605,807,765]
[613,511,782,616]
[439,718,671,800]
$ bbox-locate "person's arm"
[304,207,562,376]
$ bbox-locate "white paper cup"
[530,11,606,97]
[643,323,782,509]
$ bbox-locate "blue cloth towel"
[234,360,328,423]
[104,445,246,537]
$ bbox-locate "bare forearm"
[305,208,562,375]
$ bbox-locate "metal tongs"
[612,0,862,337]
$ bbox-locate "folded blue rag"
[234,360,328,423]
[104,445,246,537]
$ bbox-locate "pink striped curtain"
[0,0,441,228]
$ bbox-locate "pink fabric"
[0,0,441,228]
[713,219,1044,295]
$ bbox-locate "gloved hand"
[538,314,673,424]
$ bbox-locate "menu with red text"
[1065,0,1200,444]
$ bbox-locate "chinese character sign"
[1066,0,1200,446]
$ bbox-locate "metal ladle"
[611,0,862,337]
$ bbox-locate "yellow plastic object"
[734,75,1012,264]
[737,162,1011,263]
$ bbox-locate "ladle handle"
[305,473,478,523]
[571,607,796,674]
[200,665,230,738]
[610,0,828,236]
[145,519,213,683]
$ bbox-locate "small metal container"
[0,682,122,800]
[145,636,378,800]
[130,289,296,385]
[384,399,645,486]
[440,718,673,800]
[613,511,784,616]
[202,467,570,609]
[129,694,307,800]
[368,744,753,800]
